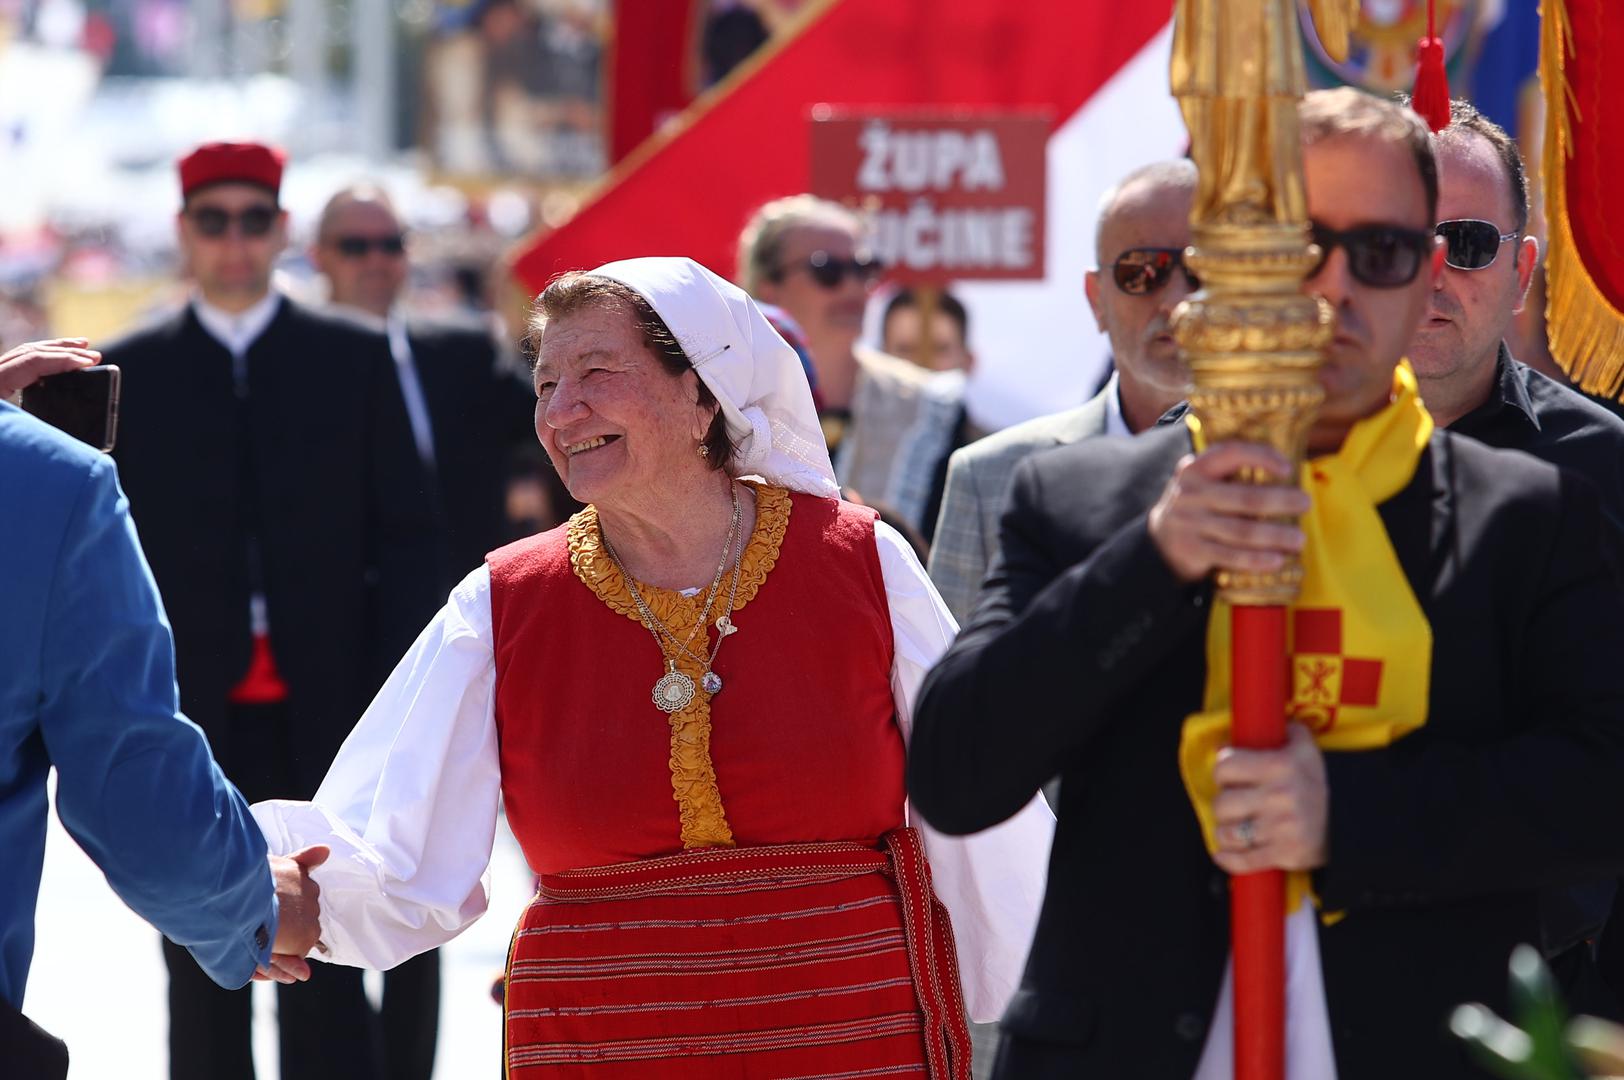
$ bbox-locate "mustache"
[1427,293,1463,322]
[1330,312,1369,348]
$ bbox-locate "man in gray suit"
[929,161,1199,622]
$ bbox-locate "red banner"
[607,0,701,165]
[510,0,1174,294]
[809,112,1048,282]
[1541,0,1624,398]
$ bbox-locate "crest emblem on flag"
[1298,0,1479,92]
[1288,608,1383,735]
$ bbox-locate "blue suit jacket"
[0,401,276,1007]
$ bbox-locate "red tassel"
[229,632,290,704]
[1412,0,1451,132]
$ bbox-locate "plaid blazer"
[835,346,967,534]
[926,386,1111,624]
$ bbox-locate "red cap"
[178,142,286,200]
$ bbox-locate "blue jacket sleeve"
[36,453,277,989]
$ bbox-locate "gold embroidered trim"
[1540,0,1624,398]
[567,484,792,849]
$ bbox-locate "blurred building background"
[0,0,616,348]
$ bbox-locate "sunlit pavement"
[23,777,537,1079]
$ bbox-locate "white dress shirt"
[385,313,437,471]
[1192,905,1337,1079]
[1102,371,1132,437]
[193,291,282,390]
[253,519,1054,1024]
[193,290,284,643]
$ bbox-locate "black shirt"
[1450,344,1624,570]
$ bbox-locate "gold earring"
[697,443,710,460]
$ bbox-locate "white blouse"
[253,521,1054,1023]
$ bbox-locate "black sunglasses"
[187,205,279,238]
[333,234,407,258]
[1308,222,1434,288]
[1435,218,1520,271]
[1112,247,1199,296]
[776,251,884,289]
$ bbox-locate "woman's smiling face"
[533,299,714,508]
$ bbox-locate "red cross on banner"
[1288,608,1383,734]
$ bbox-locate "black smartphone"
[20,366,122,452]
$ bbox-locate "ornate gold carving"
[1171,0,1355,227]
[1170,0,1354,605]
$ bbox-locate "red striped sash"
[503,830,971,1079]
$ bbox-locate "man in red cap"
[101,141,444,1080]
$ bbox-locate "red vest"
[487,489,903,875]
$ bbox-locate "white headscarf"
[592,256,839,499]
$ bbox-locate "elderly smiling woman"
[252,257,1050,1078]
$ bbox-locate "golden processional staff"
[1169,2,1358,1078]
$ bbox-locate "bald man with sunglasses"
[928,160,1196,625]
[910,88,1624,1079]
[314,184,540,589]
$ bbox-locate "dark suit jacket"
[106,298,442,798]
[908,423,1624,1079]
[404,318,537,584]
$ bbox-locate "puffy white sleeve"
[875,522,1054,1024]
[251,564,502,970]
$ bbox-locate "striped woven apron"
[503,829,971,1079]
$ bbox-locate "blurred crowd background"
[0,0,612,348]
[0,0,1550,434]
[0,0,824,350]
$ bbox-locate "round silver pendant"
[652,670,696,713]
[700,670,723,695]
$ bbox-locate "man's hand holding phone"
[0,339,101,399]
[9,339,122,451]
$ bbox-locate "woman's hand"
[255,845,330,983]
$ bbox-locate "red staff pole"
[1230,603,1288,1080]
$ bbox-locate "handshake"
[255,844,329,985]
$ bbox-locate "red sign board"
[810,110,1049,283]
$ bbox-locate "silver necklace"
[601,487,745,713]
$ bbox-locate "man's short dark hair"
[882,288,969,345]
[1438,98,1530,233]
[1300,87,1439,225]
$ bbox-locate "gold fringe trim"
[566,484,793,849]
[1540,0,1624,398]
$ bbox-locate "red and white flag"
[515,0,1184,427]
